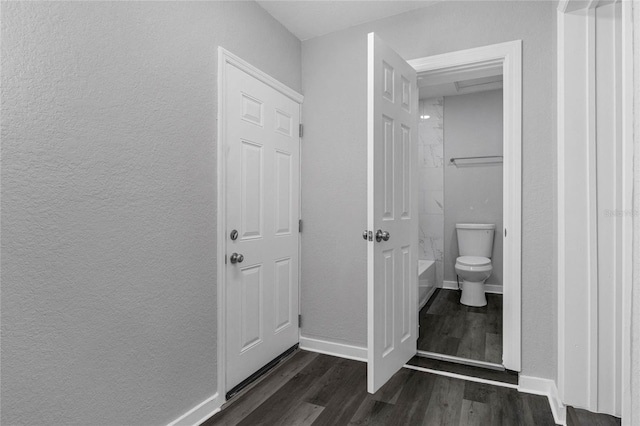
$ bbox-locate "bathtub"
[418,260,437,309]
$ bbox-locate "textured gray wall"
[0,2,300,425]
[301,1,557,379]
[300,30,369,346]
[443,90,503,287]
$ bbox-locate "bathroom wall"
[443,90,503,287]
[418,98,445,286]
[1,2,300,425]
[301,0,557,380]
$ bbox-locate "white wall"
[301,0,557,379]
[0,2,300,425]
[299,30,369,346]
[443,90,503,287]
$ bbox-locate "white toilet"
[454,223,496,307]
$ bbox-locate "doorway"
[416,72,504,367]
[367,37,522,395]
[216,48,303,400]
[408,41,522,372]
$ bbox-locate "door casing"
[557,1,634,419]
[407,40,523,372]
[216,47,304,400]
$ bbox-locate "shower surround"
[418,97,444,286]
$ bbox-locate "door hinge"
[299,124,303,138]
[299,219,302,233]
[298,314,302,328]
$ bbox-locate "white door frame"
[557,0,634,419]
[216,47,304,401]
[408,40,523,372]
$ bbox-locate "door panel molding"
[367,33,419,394]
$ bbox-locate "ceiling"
[256,1,439,41]
[254,0,502,98]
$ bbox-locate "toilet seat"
[456,256,491,267]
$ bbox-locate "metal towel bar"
[449,155,503,165]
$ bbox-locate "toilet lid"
[456,256,491,267]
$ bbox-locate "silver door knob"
[230,253,244,264]
[375,230,390,242]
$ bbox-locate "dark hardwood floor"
[567,406,621,426]
[203,350,557,426]
[418,288,503,364]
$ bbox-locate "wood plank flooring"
[418,288,503,364]
[567,406,621,426]
[203,350,557,425]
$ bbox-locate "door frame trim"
[556,1,634,417]
[216,47,304,399]
[408,40,523,371]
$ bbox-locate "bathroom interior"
[416,70,504,368]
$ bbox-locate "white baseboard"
[443,280,503,294]
[518,376,566,426]
[167,392,223,426]
[299,335,367,362]
[442,280,460,290]
[484,284,503,294]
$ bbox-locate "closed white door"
[224,63,300,392]
[367,33,418,393]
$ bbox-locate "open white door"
[367,32,418,394]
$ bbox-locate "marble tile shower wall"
[418,98,444,285]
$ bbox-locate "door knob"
[230,253,244,264]
[375,230,390,242]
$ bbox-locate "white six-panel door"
[367,33,418,394]
[224,62,301,392]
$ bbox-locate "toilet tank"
[456,223,496,258]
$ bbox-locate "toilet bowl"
[455,256,492,307]
[455,223,496,307]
